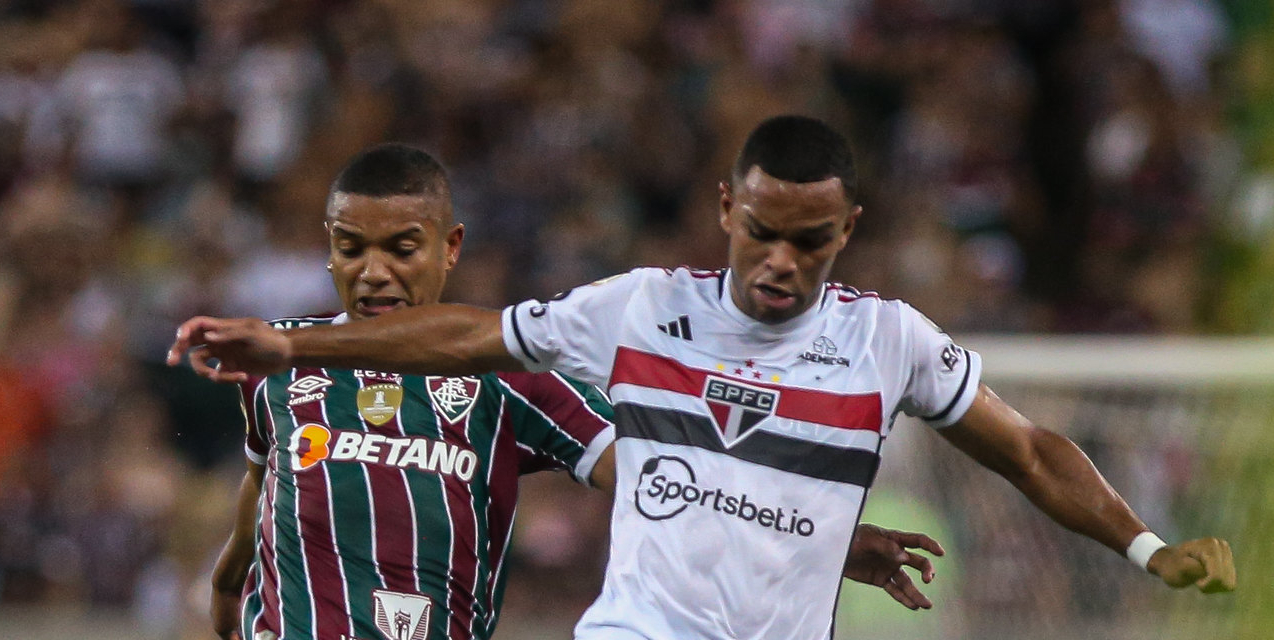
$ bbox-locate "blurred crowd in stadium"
[0,0,1270,637]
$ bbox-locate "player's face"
[326,192,463,320]
[719,166,861,323]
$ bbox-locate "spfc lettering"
[702,377,777,446]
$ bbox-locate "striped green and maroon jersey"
[235,315,615,640]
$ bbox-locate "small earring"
[326,263,333,272]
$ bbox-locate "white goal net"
[837,336,1274,640]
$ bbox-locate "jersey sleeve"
[500,270,644,386]
[494,370,616,485]
[896,304,983,428]
[239,375,271,465]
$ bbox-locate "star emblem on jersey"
[425,376,482,424]
[701,376,777,446]
[371,589,431,640]
[287,375,333,406]
[357,383,404,426]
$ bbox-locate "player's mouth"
[356,296,408,316]
[752,283,798,311]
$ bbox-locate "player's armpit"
[1147,538,1237,593]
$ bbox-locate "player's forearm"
[287,304,520,375]
[213,466,266,593]
[1001,428,1147,555]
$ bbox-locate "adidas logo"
[657,315,693,341]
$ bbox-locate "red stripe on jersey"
[610,346,883,432]
[496,371,610,447]
[290,370,350,639]
[440,413,479,640]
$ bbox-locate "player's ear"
[840,205,863,247]
[718,181,734,233]
[443,223,464,270]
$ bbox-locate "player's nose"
[765,241,798,277]
[359,252,393,285]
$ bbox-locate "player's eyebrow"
[330,223,426,241]
[744,213,836,237]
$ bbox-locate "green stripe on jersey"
[265,376,314,639]
[323,369,383,639]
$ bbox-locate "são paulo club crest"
[371,589,431,640]
[701,376,778,446]
[425,376,482,424]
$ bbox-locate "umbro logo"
[657,315,693,341]
[287,375,333,406]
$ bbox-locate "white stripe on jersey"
[286,370,320,637]
[317,369,356,638]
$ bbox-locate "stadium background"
[0,0,1271,638]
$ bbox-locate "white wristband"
[1126,531,1168,571]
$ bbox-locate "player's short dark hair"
[731,115,857,203]
[330,143,450,200]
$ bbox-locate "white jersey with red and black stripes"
[501,267,982,640]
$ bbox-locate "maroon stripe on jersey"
[358,382,419,596]
[610,347,883,432]
[256,464,283,636]
[496,371,609,444]
[440,413,479,640]
[483,404,519,614]
[290,370,349,639]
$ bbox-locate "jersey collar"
[719,269,824,337]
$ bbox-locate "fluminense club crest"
[425,376,482,424]
[701,376,778,446]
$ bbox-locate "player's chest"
[262,369,498,437]
[616,306,884,395]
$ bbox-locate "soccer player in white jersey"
[171,116,1236,639]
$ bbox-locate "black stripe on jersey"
[508,302,540,364]
[922,353,972,423]
[614,404,880,488]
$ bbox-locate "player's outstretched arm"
[211,463,266,640]
[589,443,617,495]
[168,304,521,383]
[843,523,945,610]
[940,384,1236,593]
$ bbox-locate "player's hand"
[167,316,292,383]
[211,586,243,640]
[1146,537,1236,593]
[843,523,944,610]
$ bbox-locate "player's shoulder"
[266,312,343,330]
[821,283,925,324]
[629,265,725,293]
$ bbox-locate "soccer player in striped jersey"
[177,119,1238,639]
[207,144,618,640]
[205,143,946,640]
